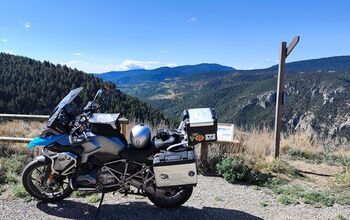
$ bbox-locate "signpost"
[200,123,236,161]
[273,36,300,158]
[217,123,235,143]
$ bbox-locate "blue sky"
[0,0,349,72]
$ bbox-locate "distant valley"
[95,56,350,146]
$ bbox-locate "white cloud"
[66,60,88,65]
[63,59,161,73]
[1,39,7,43]
[166,63,177,68]
[3,49,15,55]
[24,22,31,29]
[117,59,160,71]
[73,52,83,56]
[188,17,198,22]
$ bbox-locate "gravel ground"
[1,175,349,220]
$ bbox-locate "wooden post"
[121,124,126,136]
[274,36,300,158]
[273,41,287,158]
[200,142,209,161]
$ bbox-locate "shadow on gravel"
[36,200,262,220]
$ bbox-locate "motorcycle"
[22,87,217,210]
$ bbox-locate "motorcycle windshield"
[47,87,83,126]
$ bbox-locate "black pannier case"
[183,108,217,145]
[88,113,121,136]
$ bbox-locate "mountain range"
[95,56,350,146]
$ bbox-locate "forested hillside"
[95,56,350,145]
[0,53,167,125]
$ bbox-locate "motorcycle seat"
[119,144,156,163]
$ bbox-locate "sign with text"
[217,123,235,142]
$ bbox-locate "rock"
[294,112,316,137]
[256,90,276,108]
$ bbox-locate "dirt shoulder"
[1,175,349,220]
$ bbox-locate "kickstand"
[95,192,105,218]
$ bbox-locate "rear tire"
[22,160,73,203]
[146,186,193,208]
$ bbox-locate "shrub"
[302,191,334,207]
[12,184,32,202]
[5,173,18,184]
[334,195,350,205]
[0,154,30,185]
[216,156,271,185]
[277,194,299,205]
[0,162,6,184]
[267,159,302,177]
[2,154,30,175]
[0,144,32,158]
[216,156,252,183]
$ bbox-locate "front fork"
[35,154,61,187]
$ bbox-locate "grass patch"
[277,194,299,205]
[286,148,350,166]
[0,154,30,185]
[5,173,18,184]
[303,191,334,206]
[2,154,30,175]
[267,159,302,177]
[266,179,350,207]
[335,168,350,186]
[0,143,31,158]
[214,196,224,202]
[87,194,101,203]
[337,215,347,220]
[12,184,32,202]
[259,201,269,207]
[0,185,6,195]
[334,195,350,205]
[71,190,88,198]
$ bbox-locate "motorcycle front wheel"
[146,186,193,208]
[22,159,73,202]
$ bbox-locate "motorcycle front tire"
[22,159,73,203]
